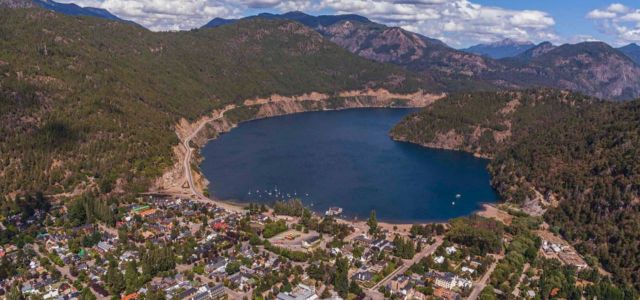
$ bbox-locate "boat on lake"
[325,207,343,216]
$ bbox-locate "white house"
[445,246,457,255]
[461,266,475,274]
[434,273,472,290]
[434,256,445,264]
[276,284,318,300]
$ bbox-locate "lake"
[200,108,498,223]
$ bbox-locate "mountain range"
[202,11,640,101]
[462,38,536,59]
[6,0,640,100]
[1,0,122,20]
[618,43,640,65]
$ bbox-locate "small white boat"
[452,201,456,205]
[326,207,343,216]
[455,194,462,198]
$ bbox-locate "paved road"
[467,255,500,300]
[181,105,245,213]
[370,236,443,291]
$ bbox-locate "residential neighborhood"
[0,195,611,300]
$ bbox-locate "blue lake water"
[200,108,498,223]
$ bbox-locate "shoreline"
[390,135,494,160]
[156,89,508,226]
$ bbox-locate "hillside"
[391,90,640,290]
[201,11,499,91]
[0,0,123,20]
[619,43,640,65]
[489,42,640,100]
[33,0,123,21]
[462,38,535,59]
[389,90,595,157]
[203,12,640,100]
[0,7,429,197]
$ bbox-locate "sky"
[56,0,640,48]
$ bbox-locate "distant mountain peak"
[281,11,311,17]
[493,38,534,46]
[516,41,556,59]
[1,0,126,21]
[618,42,640,65]
[462,38,535,59]
[202,12,373,30]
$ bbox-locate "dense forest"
[0,7,431,198]
[392,90,640,291]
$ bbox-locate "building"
[434,287,460,300]
[276,284,318,300]
[177,287,198,300]
[189,284,226,300]
[121,293,139,300]
[434,273,472,290]
[209,284,226,300]
[352,234,372,246]
[390,275,410,291]
[372,239,394,252]
[301,235,321,249]
[206,257,227,274]
[461,266,475,274]
[96,241,113,253]
[351,270,374,283]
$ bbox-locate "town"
[0,191,614,300]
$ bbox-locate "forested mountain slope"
[0,7,429,197]
[203,11,498,92]
[206,13,640,100]
[391,90,640,290]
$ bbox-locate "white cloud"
[607,3,629,14]
[587,3,640,45]
[319,0,557,47]
[56,0,558,46]
[56,0,312,30]
[54,0,236,30]
[587,9,617,19]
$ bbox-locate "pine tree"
[334,257,349,298]
[124,260,140,293]
[106,265,125,295]
[367,210,378,235]
[349,280,362,295]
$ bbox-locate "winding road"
[181,105,243,212]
